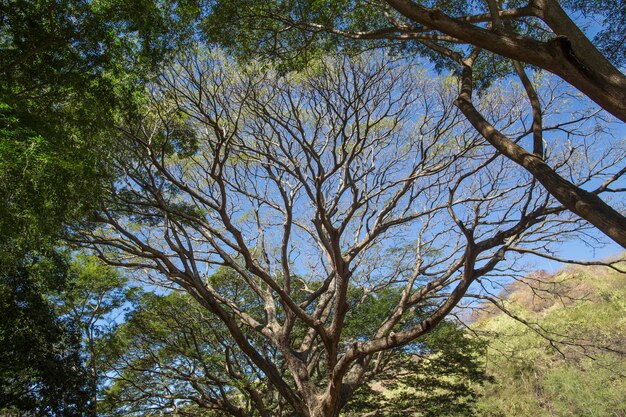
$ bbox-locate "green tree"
[0,0,200,257]
[0,251,132,416]
[0,253,89,416]
[203,0,626,121]
[2,5,198,410]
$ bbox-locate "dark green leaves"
[0,254,89,416]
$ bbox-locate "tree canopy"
[2,2,625,416]
[203,0,626,119]
[199,0,626,247]
[72,50,622,417]
[0,0,200,257]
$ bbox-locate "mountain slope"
[473,259,626,417]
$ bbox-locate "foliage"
[61,254,135,334]
[0,0,200,257]
[0,252,132,416]
[561,0,626,66]
[99,271,489,417]
[202,0,625,71]
[62,255,136,416]
[0,102,106,259]
[1,4,196,409]
[99,275,282,417]
[344,322,490,417]
[473,262,626,417]
[0,253,89,416]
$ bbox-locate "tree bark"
[454,96,626,248]
[385,0,626,122]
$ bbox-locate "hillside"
[473,259,626,417]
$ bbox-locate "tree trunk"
[455,97,626,248]
[385,0,626,122]
[537,12,626,123]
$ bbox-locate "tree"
[59,256,136,417]
[100,280,285,417]
[201,0,626,248]
[204,0,626,121]
[0,0,200,258]
[0,253,89,416]
[1,4,200,410]
[73,51,620,417]
[1,7,197,407]
[101,271,487,417]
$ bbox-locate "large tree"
[201,0,626,248]
[100,279,488,417]
[0,0,199,257]
[73,52,620,417]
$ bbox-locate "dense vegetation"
[4,255,624,416]
[474,261,626,417]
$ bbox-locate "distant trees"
[74,51,619,417]
[344,322,489,417]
